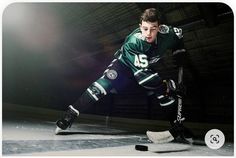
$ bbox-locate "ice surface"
[2,119,234,156]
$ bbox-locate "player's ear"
[139,23,142,28]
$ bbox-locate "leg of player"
[156,79,178,107]
[55,79,112,134]
[147,68,193,143]
[157,94,176,106]
[55,59,133,134]
[146,78,182,143]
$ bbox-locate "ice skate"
[55,105,79,135]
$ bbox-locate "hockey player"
[55,8,186,135]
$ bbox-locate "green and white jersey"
[114,25,186,89]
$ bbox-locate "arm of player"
[172,27,187,67]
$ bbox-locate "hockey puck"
[135,145,148,151]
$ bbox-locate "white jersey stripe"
[87,88,98,101]
[134,69,143,76]
[139,73,158,85]
[94,82,107,95]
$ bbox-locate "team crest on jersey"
[159,25,169,34]
[173,27,183,39]
[134,33,146,41]
[106,69,118,80]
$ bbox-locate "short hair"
[140,8,161,23]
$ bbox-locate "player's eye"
[142,27,148,31]
[151,28,157,31]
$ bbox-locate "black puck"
[135,145,148,151]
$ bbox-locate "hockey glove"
[164,79,186,97]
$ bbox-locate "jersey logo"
[159,25,169,34]
[106,69,118,80]
[173,27,183,39]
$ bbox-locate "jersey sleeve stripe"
[94,82,107,95]
[139,73,158,85]
[86,88,99,101]
[173,49,186,55]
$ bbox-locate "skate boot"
[157,95,175,106]
[55,105,79,135]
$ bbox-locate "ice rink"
[2,114,234,156]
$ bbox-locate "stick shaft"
[177,66,183,123]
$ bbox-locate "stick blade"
[146,130,174,143]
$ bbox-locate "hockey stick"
[176,66,184,123]
[146,66,186,143]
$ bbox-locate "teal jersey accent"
[115,25,185,74]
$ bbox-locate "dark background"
[2,3,233,124]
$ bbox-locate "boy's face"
[139,21,159,43]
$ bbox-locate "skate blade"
[55,126,63,135]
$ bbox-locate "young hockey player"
[55,8,186,136]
